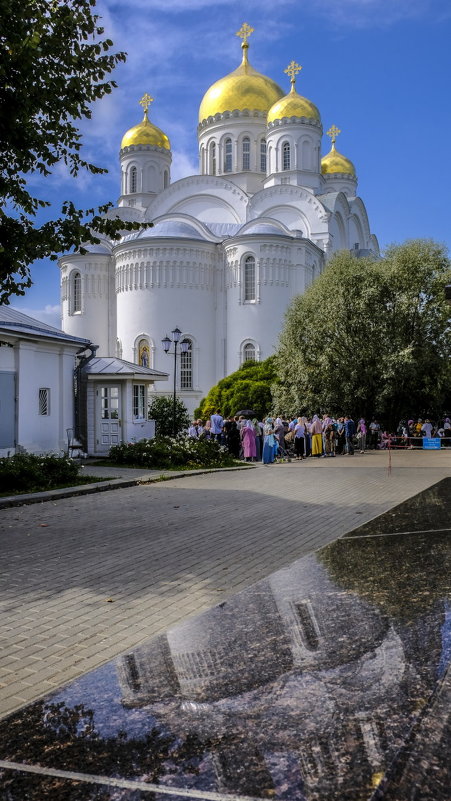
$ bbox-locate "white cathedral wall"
[114,240,218,414]
[60,254,114,355]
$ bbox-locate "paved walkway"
[0,449,449,719]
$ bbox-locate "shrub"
[0,453,80,493]
[195,357,276,420]
[109,436,237,470]
[148,396,190,437]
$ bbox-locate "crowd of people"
[188,411,451,463]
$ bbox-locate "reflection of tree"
[319,533,450,623]
[0,700,206,800]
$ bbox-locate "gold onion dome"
[267,60,321,124]
[198,23,284,123]
[121,93,171,150]
[321,125,355,176]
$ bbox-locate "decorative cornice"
[198,108,267,131]
[120,144,172,155]
[267,117,322,132]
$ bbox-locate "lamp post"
[161,327,189,437]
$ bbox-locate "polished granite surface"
[0,479,450,800]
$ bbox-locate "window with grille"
[210,142,216,175]
[242,137,250,170]
[283,141,291,171]
[243,343,256,362]
[244,255,256,301]
[224,138,232,172]
[133,385,146,419]
[260,139,267,172]
[72,272,81,313]
[180,339,193,389]
[130,166,137,193]
[39,388,50,416]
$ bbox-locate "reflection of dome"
[321,143,355,176]
[267,85,320,124]
[198,42,283,123]
[121,111,170,150]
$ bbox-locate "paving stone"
[0,451,450,719]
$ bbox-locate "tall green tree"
[273,240,451,426]
[0,0,140,303]
[195,357,276,420]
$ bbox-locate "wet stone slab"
[0,479,450,800]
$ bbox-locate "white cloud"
[12,305,62,330]
[171,151,199,182]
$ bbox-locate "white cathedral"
[60,24,379,417]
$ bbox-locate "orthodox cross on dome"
[327,124,341,146]
[284,60,302,90]
[139,92,154,118]
[236,22,254,45]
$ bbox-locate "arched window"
[243,343,256,362]
[130,166,137,193]
[72,271,81,314]
[260,139,267,172]
[242,137,250,170]
[210,142,216,175]
[180,339,193,390]
[244,255,256,301]
[163,170,169,188]
[282,142,291,171]
[138,339,150,368]
[224,138,232,172]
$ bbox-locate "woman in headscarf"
[274,417,287,460]
[252,418,263,460]
[294,417,305,460]
[310,414,323,457]
[357,418,367,454]
[241,419,257,461]
[262,417,276,464]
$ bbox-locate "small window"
[72,271,81,314]
[130,166,137,193]
[180,339,193,390]
[260,139,266,172]
[224,138,232,172]
[39,388,50,416]
[243,343,256,362]
[244,255,256,301]
[283,141,291,171]
[242,137,250,171]
[210,142,216,175]
[133,385,146,419]
[163,170,169,189]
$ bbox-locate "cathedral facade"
[60,26,379,416]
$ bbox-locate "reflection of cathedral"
[117,550,444,800]
[60,24,379,414]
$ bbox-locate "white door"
[96,385,121,452]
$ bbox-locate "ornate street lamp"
[162,327,189,437]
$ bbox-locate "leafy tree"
[195,357,276,420]
[148,395,190,437]
[273,240,451,427]
[0,0,141,303]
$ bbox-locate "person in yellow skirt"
[310,415,323,457]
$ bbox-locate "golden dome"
[121,94,170,150]
[267,61,320,125]
[321,143,356,176]
[198,42,284,123]
[321,126,355,176]
[267,84,321,124]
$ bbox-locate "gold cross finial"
[236,22,254,45]
[139,93,154,117]
[327,124,341,145]
[284,60,302,86]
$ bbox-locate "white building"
[60,28,379,416]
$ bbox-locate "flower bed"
[109,436,237,470]
[0,453,80,493]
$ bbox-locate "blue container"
[423,437,441,450]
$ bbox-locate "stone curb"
[0,465,257,510]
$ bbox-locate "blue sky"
[12,0,451,327]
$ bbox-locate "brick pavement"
[0,449,450,719]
